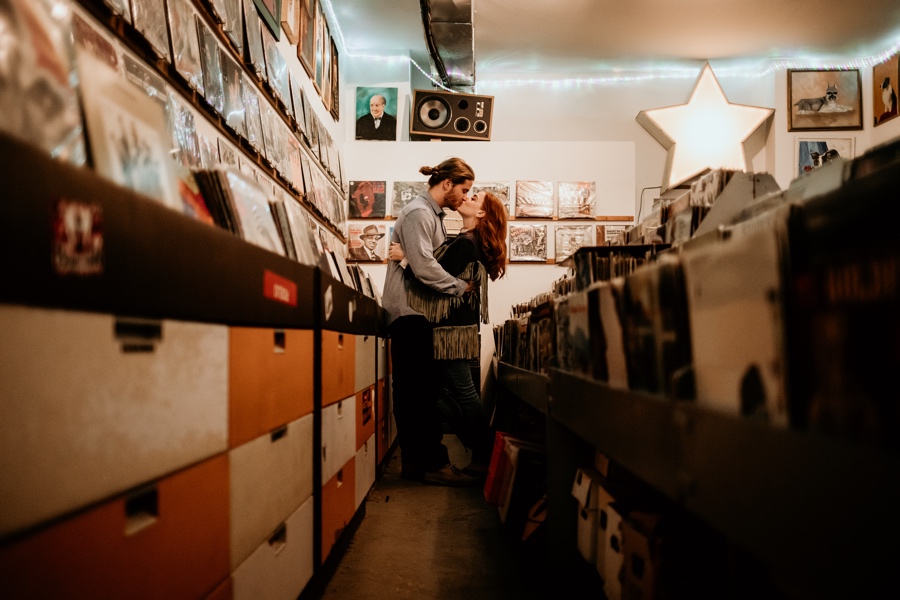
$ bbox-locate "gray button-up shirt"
[382,192,468,325]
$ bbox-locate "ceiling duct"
[419,0,475,90]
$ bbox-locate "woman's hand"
[388,242,405,262]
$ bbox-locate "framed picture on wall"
[788,69,862,131]
[251,0,282,40]
[795,137,855,178]
[873,51,899,127]
[313,1,326,94]
[329,37,340,120]
[297,0,316,77]
[355,86,398,141]
[280,0,299,44]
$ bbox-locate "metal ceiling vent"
[420,0,475,90]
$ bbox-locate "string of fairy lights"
[320,0,900,91]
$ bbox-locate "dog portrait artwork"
[793,84,839,112]
[789,69,862,131]
[796,138,855,178]
[873,52,899,127]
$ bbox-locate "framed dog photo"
[795,137,855,178]
[872,51,899,127]
[788,69,862,131]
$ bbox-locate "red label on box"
[263,270,297,306]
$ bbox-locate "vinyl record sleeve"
[317,120,330,171]
[597,224,627,245]
[207,0,227,23]
[299,151,313,198]
[72,9,120,72]
[197,131,219,168]
[297,0,315,77]
[78,53,179,211]
[131,0,170,61]
[391,181,428,216]
[471,181,511,213]
[261,22,290,108]
[166,0,204,95]
[242,0,267,79]
[259,99,278,169]
[196,16,225,115]
[282,194,318,266]
[349,181,386,218]
[241,75,265,156]
[222,0,243,51]
[515,180,554,218]
[289,71,308,135]
[219,48,246,136]
[217,137,238,166]
[225,169,285,255]
[509,224,548,262]
[102,0,132,22]
[306,109,320,157]
[555,225,594,263]
[558,181,596,219]
[281,0,300,44]
[122,52,167,108]
[347,222,387,262]
[1,0,86,165]
[286,131,303,190]
[268,192,297,260]
[166,90,202,169]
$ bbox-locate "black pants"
[389,315,449,476]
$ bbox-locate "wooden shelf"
[497,361,549,414]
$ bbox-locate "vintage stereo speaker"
[410,89,494,141]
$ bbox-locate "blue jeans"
[437,359,492,465]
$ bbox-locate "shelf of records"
[348,179,634,222]
[0,129,384,331]
[491,138,900,596]
[0,0,350,244]
[495,134,900,448]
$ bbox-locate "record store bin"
[0,132,386,598]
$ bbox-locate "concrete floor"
[319,435,546,600]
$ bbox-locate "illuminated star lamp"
[636,63,774,192]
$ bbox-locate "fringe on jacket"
[405,244,489,360]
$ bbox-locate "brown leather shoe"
[422,464,482,487]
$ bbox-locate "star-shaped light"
[636,63,774,191]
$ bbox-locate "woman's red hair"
[475,192,508,280]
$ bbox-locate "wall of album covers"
[0,0,351,271]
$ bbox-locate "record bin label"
[263,270,297,306]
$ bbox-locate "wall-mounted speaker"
[410,89,494,141]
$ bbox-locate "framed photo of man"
[347,222,387,262]
[355,86,398,141]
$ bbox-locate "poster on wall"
[355,86,398,141]
[471,181,510,213]
[873,52,899,127]
[596,224,627,245]
[349,180,386,218]
[509,224,547,262]
[788,69,862,131]
[555,225,594,263]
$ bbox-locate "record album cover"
[102,0,132,22]
[225,169,285,255]
[289,71,308,135]
[509,224,548,262]
[392,181,428,216]
[1,0,86,164]
[197,16,224,115]
[555,225,594,263]
[282,194,318,266]
[219,48,246,136]
[349,181,386,218]
[515,180,554,218]
[242,0,266,79]
[166,90,202,168]
[72,9,120,72]
[222,0,243,51]
[132,0,170,61]
[217,137,238,166]
[242,74,265,156]
[557,181,596,219]
[297,0,315,77]
[471,181,511,213]
[261,22,289,107]
[166,0,204,95]
[346,222,386,262]
[79,53,179,211]
[207,0,227,24]
[122,52,166,108]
